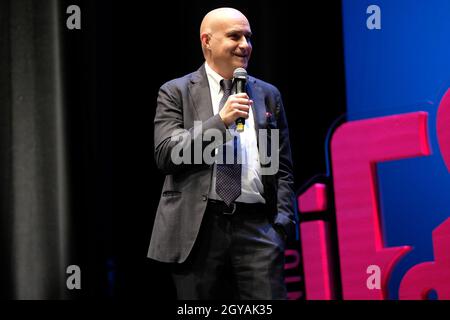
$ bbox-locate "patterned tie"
[216,79,242,206]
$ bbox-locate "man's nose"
[239,36,250,49]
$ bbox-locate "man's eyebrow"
[226,30,252,37]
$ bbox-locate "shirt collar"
[205,62,226,95]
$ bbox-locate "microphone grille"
[233,68,247,80]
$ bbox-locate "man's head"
[200,8,252,79]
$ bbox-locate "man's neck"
[205,60,232,79]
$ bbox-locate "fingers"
[235,110,250,119]
[226,95,253,109]
[232,98,253,106]
[228,101,251,120]
[234,93,250,99]
[219,94,253,126]
[231,104,250,118]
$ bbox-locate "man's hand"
[219,93,252,127]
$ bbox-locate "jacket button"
[202,195,208,201]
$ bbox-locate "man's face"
[208,16,252,77]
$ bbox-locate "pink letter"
[437,89,450,172]
[331,112,430,299]
[399,218,450,300]
[300,221,335,300]
[298,183,328,213]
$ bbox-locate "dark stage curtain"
[0,0,112,299]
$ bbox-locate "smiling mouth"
[233,53,247,58]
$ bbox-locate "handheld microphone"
[233,68,248,132]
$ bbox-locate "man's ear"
[201,33,211,50]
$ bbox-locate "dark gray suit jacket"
[148,64,296,263]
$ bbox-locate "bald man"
[148,8,296,300]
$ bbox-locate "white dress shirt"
[204,62,265,204]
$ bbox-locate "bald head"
[199,8,252,79]
[200,8,249,36]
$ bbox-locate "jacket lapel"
[188,65,214,122]
[247,77,267,148]
[247,77,267,131]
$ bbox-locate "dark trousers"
[171,201,287,300]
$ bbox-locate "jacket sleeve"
[271,88,297,238]
[154,82,233,175]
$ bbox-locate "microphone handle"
[236,117,245,132]
[235,79,246,132]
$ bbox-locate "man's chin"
[232,61,248,70]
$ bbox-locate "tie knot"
[220,79,233,93]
